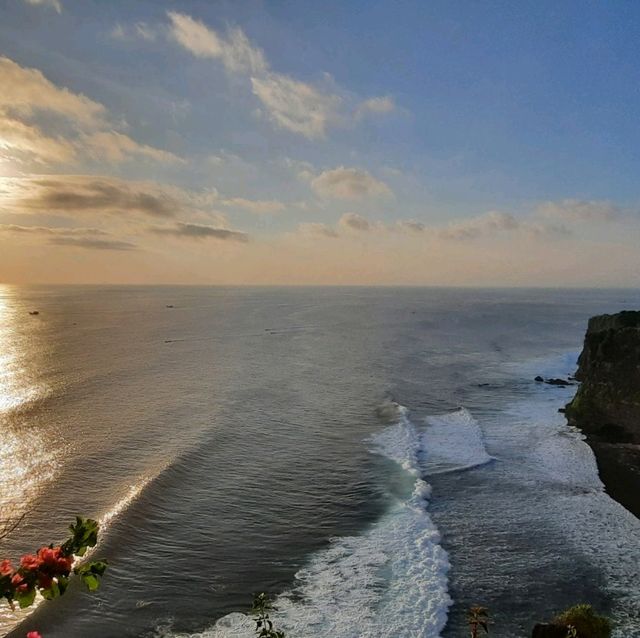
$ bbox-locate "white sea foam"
[421,408,494,475]
[502,354,640,637]
[171,403,451,638]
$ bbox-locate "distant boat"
[166,305,175,308]
[29,310,39,315]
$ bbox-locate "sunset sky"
[1,0,640,286]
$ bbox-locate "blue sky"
[0,0,639,284]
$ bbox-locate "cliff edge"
[565,310,640,517]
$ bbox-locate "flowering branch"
[0,517,107,611]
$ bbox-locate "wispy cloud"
[148,222,248,241]
[536,199,620,223]
[167,12,267,75]
[0,222,136,251]
[296,222,339,239]
[221,197,285,215]
[111,22,158,42]
[163,12,393,139]
[0,223,109,236]
[48,237,137,250]
[439,211,520,240]
[356,95,396,118]
[338,212,371,231]
[0,56,180,167]
[311,166,392,200]
[0,175,219,220]
[23,0,62,14]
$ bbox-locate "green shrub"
[554,604,611,638]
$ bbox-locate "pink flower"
[27,632,43,638]
[37,547,72,575]
[11,573,28,593]
[20,554,41,571]
[0,559,13,576]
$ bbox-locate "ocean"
[1,286,639,638]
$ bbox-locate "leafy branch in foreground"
[0,516,107,613]
[251,592,285,638]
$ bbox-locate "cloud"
[167,12,267,75]
[81,131,183,164]
[357,96,396,118]
[251,74,341,139]
[0,116,75,164]
[48,237,137,250]
[164,13,392,139]
[0,56,104,128]
[148,222,248,241]
[0,223,109,236]
[396,219,426,233]
[439,211,519,240]
[296,222,338,239]
[311,167,392,200]
[1,175,219,220]
[339,212,370,231]
[0,222,136,250]
[536,199,619,223]
[23,0,62,13]
[394,210,570,241]
[221,197,285,215]
[0,57,179,166]
[111,22,158,42]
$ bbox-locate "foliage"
[467,606,490,638]
[0,517,107,612]
[553,605,612,638]
[251,592,285,638]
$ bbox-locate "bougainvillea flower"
[0,559,13,576]
[20,555,42,571]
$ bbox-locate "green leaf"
[64,517,100,557]
[81,573,100,592]
[57,575,69,596]
[74,559,108,592]
[41,581,60,600]
[16,587,36,609]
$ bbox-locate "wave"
[168,402,451,638]
[420,408,495,476]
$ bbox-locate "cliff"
[565,310,640,517]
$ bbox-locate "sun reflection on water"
[0,285,59,519]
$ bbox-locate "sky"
[1,0,639,286]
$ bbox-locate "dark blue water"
[1,287,639,637]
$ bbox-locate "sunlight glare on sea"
[0,285,60,522]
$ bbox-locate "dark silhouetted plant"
[252,592,285,638]
[467,606,490,638]
[554,604,611,638]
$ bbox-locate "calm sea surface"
[1,286,639,638]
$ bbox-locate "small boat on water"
[29,310,39,315]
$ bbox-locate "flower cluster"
[0,517,107,612]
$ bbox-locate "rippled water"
[1,286,639,637]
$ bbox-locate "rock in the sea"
[546,378,572,386]
[535,375,544,382]
[565,310,640,444]
[531,624,571,638]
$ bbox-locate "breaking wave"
[169,402,451,638]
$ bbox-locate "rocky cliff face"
[566,310,640,443]
[566,310,640,518]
